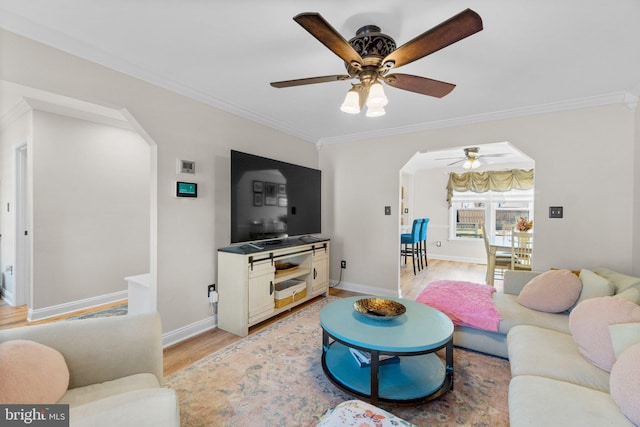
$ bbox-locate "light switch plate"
[384,206,391,215]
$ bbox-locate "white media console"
[217,237,330,337]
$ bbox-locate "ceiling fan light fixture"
[366,104,386,117]
[340,87,361,114]
[366,81,388,107]
[462,158,480,169]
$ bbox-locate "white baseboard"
[330,280,399,297]
[28,290,128,321]
[428,254,486,264]
[162,315,217,348]
[1,288,16,306]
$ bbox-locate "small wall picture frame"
[253,181,263,193]
[253,193,263,206]
[278,197,287,207]
[278,184,286,194]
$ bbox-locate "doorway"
[398,142,535,291]
[14,142,29,307]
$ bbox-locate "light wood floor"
[0,259,491,377]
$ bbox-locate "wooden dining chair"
[511,231,533,270]
[482,226,512,286]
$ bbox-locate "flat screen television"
[230,150,321,244]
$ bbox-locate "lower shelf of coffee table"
[323,342,446,401]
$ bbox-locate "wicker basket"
[274,280,306,308]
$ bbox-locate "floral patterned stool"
[317,400,416,427]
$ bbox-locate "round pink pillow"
[0,340,70,404]
[569,297,640,372]
[517,269,582,313]
[610,343,640,425]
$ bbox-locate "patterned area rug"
[66,303,128,320]
[164,297,510,427]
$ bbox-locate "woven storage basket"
[275,280,306,308]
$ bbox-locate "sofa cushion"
[614,285,640,305]
[608,323,640,359]
[494,293,570,335]
[568,269,615,311]
[58,373,160,406]
[593,268,640,293]
[507,325,610,392]
[509,375,636,427]
[0,339,70,404]
[517,269,582,313]
[69,388,179,427]
[569,297,640,372]
[610,343,640,426]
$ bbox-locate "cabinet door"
[248,261,275,324]
[312,252,329,293]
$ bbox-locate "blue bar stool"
[419,218,430,269]
[401,219,423,275]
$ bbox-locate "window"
[449,189,534,240]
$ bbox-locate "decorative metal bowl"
[354,298,406,321]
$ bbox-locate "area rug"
[66,303,128,320]
[164,297,510,427]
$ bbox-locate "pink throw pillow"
[0,340,70,404]
[610,343,640,425]
[569,297,640,372]
[517,269,582,313]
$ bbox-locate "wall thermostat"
[176,181,198,198]
[178,159,196,174]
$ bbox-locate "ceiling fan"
[439,147,508,169]
[270,9,483,117]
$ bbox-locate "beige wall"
[31,110,150,308]
[633,105,640,276]
[320,105,636,295]
[0,29,318,335]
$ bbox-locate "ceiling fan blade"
[381,9,483,69]
[448,159,466,166]
[383,73,455,98]
[481,153,509,158]
[270,74,352,88]
[294,12,364,67]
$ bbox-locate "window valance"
[446,169,534,206]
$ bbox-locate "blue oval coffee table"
[320,296,454,405]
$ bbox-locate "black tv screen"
[230,150,321,244]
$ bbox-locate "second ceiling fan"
[270,9,483,117]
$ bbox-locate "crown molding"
[317,91,634,146]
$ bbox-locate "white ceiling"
[1,0,639,148]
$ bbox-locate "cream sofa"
[452,268,640,427]
[0,312,180,427]
[453,268,640,358]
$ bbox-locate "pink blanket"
[416,280,501,332]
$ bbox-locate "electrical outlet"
[208,284,215,297]
[341,260,347,269]
[549,206,563,218]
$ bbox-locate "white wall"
[321,104,636,295]
[0,29,319,337]
[31,110,149,309]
